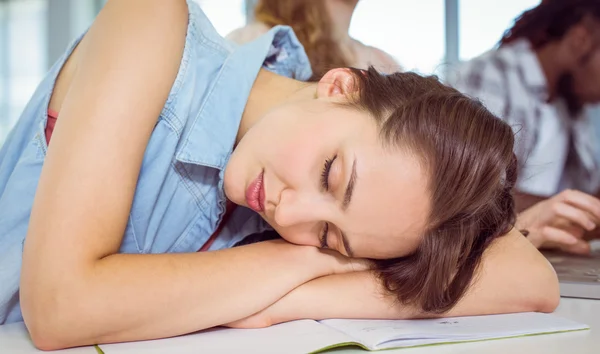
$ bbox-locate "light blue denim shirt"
[0,1,312,324]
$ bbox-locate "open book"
[98,312,588,354]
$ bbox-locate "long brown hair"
[238,68,518,314]
[254,0,349,78]
[500,0,600,48]
[347,68,517,313]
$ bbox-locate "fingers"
[559,240,592,255]
[553,203,597,231]
[559,189,600,222]
[322,248,371,273]
[561,224,586,239]
[541,226,579,246]
[539,227,592,255]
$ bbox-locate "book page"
[321,312,589,349]
[99,320,356,354]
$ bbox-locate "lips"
[245,170,265,212]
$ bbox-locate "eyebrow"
[339,156,357,257]
[342,157,357,212]
[340,230,355,258]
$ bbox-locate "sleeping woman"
[0,0,558,350]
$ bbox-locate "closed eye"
[320,222,329,249]
[321,155,337,191]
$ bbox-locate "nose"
[274,188,330,228]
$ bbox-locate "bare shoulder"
[50,0,188,116]
[351,39,402,73]
[372,47,399,67]
[226,22,271,44]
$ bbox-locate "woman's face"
[224,73,430,259]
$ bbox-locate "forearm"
[266,272,408,324]
[261,231,559,325]
[263,272,526,324]
[268,270,555,325]
[24,242,327,348]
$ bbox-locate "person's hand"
[319,247,372,274]
[224,241,371,329]
[516,189,600,255]
[258,238,371,275]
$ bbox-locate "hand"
[224,246,371,330]
[319,247,372,274]
[257,238,371,275]
[516,189,600,255]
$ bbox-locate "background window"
[459,0,540,60]
[4,0,596,149]
[192,0,247,37]
[350,0,445,76]
[0,0,47,145]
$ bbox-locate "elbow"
[26,320,70,351]
[535,270,560,313]
[21,283,91,350]
[22,297,83,351]
[23,308,72,351]
[536,291,560,313]
[525,259,560,313]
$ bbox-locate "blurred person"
[227,0,401,77]
[450,0,600,255]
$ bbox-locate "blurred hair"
[500,0,600,48]
[254,0,349,78]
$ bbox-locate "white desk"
[1,298,598,353]
[0,322,95,353]
[333,298,600,354]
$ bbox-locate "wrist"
[515,210,532,232]
[270,240,333,279]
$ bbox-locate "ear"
[316,68,359,99]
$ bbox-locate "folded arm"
[229,228,560,328]
[19,1,355,349]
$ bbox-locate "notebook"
[98,312,588,354]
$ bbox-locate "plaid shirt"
[449,39,599,197]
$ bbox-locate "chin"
[222,173,242,206]
[222,185,235,204]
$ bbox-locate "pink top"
[45,109,59,144]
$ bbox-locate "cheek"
[272,224,319,247]
[264,123,330,185]
[270,136,316,177]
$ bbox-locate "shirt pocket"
[122,121,221,254]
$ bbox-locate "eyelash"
[320,222,329,249]
[319,155,336,249]
[321,155,337,191]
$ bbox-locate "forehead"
[341,141,431,259]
